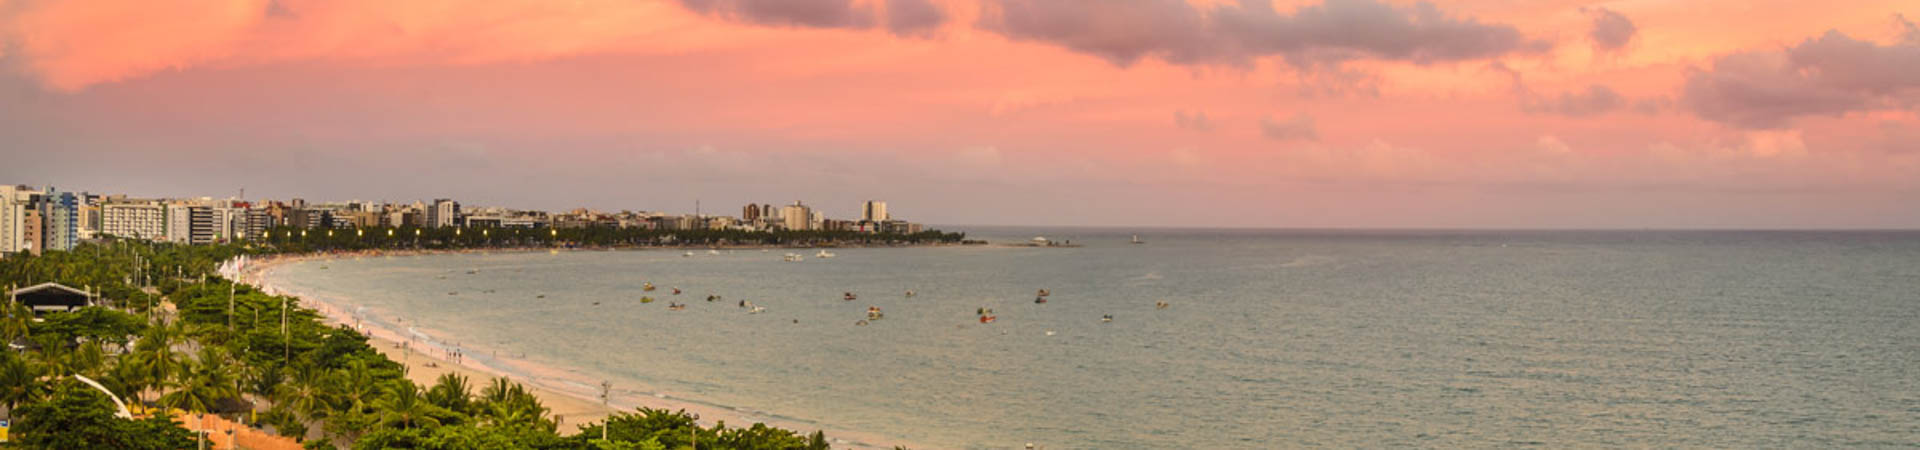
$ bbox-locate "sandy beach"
[239,250,901,448]
[236,251,616,432]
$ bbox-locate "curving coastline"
[243,249,913,450]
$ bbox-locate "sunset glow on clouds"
[1,0,1916,227]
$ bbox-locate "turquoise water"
[269,229,1920,448]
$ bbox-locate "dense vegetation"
[257,225,967,253]
[0,240,865,449]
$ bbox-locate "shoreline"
[240,248,910,449]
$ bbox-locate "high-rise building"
[103,202,168,240]
[41,188,81,252]
[246,208,273,240]
[78,198,102,241]
[21,209,42,256]
[0,185,31,255]
[189,207,218,244]
[214,207,249,242]
[427,199,461,228]
[164,205,217,244]
[780,202,812,231]
[863,200,888,222]
[742,204,761,222]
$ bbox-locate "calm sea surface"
[269,229,1920,448]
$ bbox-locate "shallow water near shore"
[266,229,1920,448]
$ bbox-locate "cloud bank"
[1586,7,1636,53]
[976,0,1546,68]
[1683,26,1920,128]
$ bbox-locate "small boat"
[708,249,721,255]
[706,295,719,302]
[843,292,857,301]
[672,288,682,295]
[748,306,766,314]
[1131,235,1144,244]
[866,307,884,320]
[668,303,686,311]
[783,253,804,262]
[592,301,601,306]
[1045,330,1056,336]
[979,315,996,324]
[1037,289,1050,297]
[1034,297,1047,304]
[537,294,546,299]
[816,250,836,258]
[1101,314,1113,323]
[640,296,655,304]
[1155,301,1169,310]
[466,269,479,274]
[904,290,916,298]
[682,252,693,257]
[643,283,656,292]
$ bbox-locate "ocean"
[265,228,1920,448]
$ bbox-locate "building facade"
[427,199,460,228]
[863,200,888,222]
[41,189,81,252]
[0,185,30,255]
[102,202,169,240]
[21,209,42,256]
[780,202,812,231]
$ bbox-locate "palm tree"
[425,372,473,415]
[0,350,46,420]
[245,364,285,411]
[374,380,440,430]
[70,341,108,378]
[332,359,378,412]
[0,302,30,343]
[477,377,551,431]
[132,319,184,404]
[159,347,238,415]
[281,363,334,422]
[29,335,74,378]
[98,357,148,412]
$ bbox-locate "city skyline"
[1,1,1916,228]
[1,182,933,256]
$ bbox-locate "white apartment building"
[781,202,812,231]
[427,199,460,228]
[0,185,30,255]
[102,202,168,240]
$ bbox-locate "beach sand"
[366,326,616,432]
[239,252,613,432]
[241,251,901,448]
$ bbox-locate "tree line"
[252,225,968,253]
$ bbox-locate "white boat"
[815,249,836,258]
[682,251,694,257]
[708,249,721,255]
[1131,235,1144,244]
[783,253,804,262]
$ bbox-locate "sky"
[0,0,1916,228]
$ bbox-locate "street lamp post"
[600,381,612,442]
